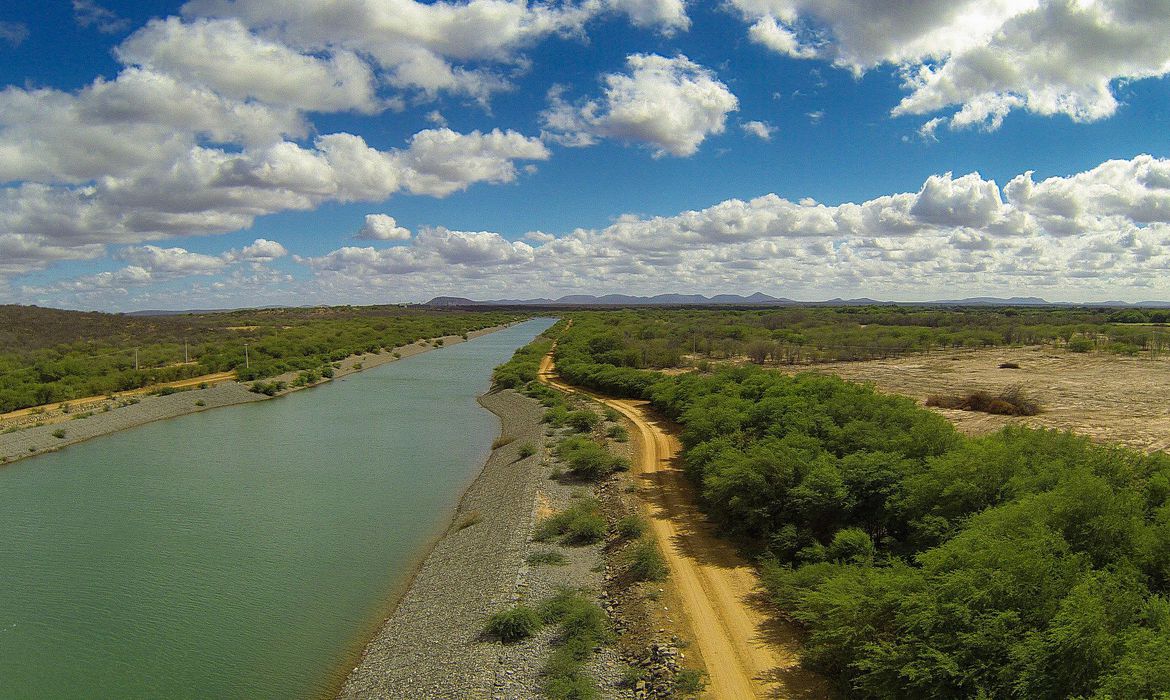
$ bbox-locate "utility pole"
[244,343,250,369]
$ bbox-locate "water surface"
[0,317,554,699]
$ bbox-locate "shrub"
[603,406,622,422]
[539,589,612,700]
[826,528,875,564]
[672,669,707,697]
[249,381,285,396]
[535,499,607,545]
[527,550,568,566]
[51,428,66,439]
[544,406,569,427]
[556,436,628,481]
[194,400,206,407]
[320,366,334,378]
[606,424,629,442]
[616,514,647,539]
[625,538,668,581]
[566,410,601,433]
[1068,337,1094,352]
[926,386,1041,416]
[518,442,537,459]
[492,435,515,449]
[484,605,542,643]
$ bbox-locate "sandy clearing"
[782,346,1170,453]
[539,353,827,699]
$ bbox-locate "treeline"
[544,307,1169,372]
[0,305,523,412]
[540,312,1170,698]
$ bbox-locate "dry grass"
[926,385,1041,416]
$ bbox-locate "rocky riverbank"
[337,383,698,699]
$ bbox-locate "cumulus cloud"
[731,0,1170,131]
[355,214,412,241]
[298,154,1170,302]
[542,53,738,157]
[0,126,547,275]
[606,0,690,33]
[116,17,381,113]
[179,0,595,102]
[741,120,776,140]
[25,238,290,303]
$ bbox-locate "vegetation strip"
[540,310,1170,698]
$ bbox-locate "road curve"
[538,353,826,699]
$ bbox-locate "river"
[0,317,555,699]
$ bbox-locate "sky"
[1,1,1169,310]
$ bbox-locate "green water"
[0,318,555,699]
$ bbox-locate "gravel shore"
[0,325,508,467]
[337,387,631,700]
[337,388,549,699]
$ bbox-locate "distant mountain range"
[424,293,1170,308]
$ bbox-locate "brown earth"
[783,346,1170,453]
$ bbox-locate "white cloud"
[116,17,382,114]
[355,214,412,241]
[606,0,690,33]
[0,127,547,276]
[180,0,599,102]
[741,120,776,140]
[542,53,739,157]
[297,155,1170,302]
[73,0,131,34]
[118,245,227,274]
[731,0,1170,131]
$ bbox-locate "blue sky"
[1,1,1169,309]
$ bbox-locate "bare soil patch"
[787,346,1170,453]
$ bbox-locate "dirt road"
[0,371,237,424]
[538,354,825,699]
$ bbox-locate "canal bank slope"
[337,388,548,698]
[0,324,510,466]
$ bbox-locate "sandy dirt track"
[539,353,826,699]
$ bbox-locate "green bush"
[555,436,628,481]
[544,405,569,427]
[527,550,568,566]
[606,424,629,442]
[535,499,607,545]
[566,410,601,433]
[539,589,612,700]
[826,528,875,564]
[616,514,647,539]
[51,428,66,439]
[518,442,537,459]
[672,669,707,697]
[484,605,542,643]
[625,537,668,581]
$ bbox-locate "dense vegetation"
[546,306,1170,376]
[529,309,1170,698]
[0,304,523,412]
